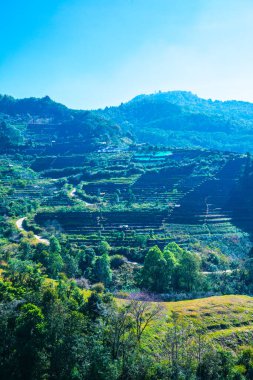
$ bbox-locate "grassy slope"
[118,295,253,350]
[164,295,253,329]
[164,295,253,349]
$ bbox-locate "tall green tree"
[163,244,178,290]
[177,250,201,292]
[48,251,64,279]
[142,246,168,292]
[14,303,47,380]
[49,236,61,254]
[93,254,112,287]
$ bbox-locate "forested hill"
[0,95,70,120]
[0,95,127,152]
[2,92,253,153]
[98,91,253,153]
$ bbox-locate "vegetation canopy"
[1,92,253,379]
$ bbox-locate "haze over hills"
[0,91,253,153]
[0,94,125,152]
[98,91,253,153]
[2,90,253,153]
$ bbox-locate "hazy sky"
[0,0,253,109]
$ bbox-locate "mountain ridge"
[97,90,253,152]
[1,90,253,152]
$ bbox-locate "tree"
[243,258,253,287]
[48,251,64,279]
[97,241,111,256]
[79,248,95,270]
[65,254,80,278]
[197,349,235,380]
[106,305,133,360]
[163,313,197,379]
[19,239,33,260]
[163,244,178,290]
[177,250,201,292]
[48,236,63,278]
[0,121,22,147]
[93,254,112,287]
[113,262,136,290]
[128,298,164,344]
[237,346,253,379]
[3,259,43,292]
[164,242,184,259]
[142,246,168,292]
[14,303,47,380]
[49,236,61,254]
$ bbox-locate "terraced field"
[25,149,251,262]
[1,120,252,267]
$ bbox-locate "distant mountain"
[0,95,126,152]
[2,91,253,153]
[98,91,253,152]
[0,95,71,120]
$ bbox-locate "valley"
[1,93,253,379]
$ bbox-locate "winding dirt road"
[16,217,50,245]
[69,188,77,197]
[69,187,96,208]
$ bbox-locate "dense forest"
[98,91,253,152]
[1,93,253,379]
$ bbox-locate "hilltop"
[0,94,127,153]
[3,91,253,154]
[98,91,253,152]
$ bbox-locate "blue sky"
[0,0,253,109]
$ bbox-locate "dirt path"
[16,217,50,245]
[202,269,233,275]
[69,188,77,197]
[69,187,96,208]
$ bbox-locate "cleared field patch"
[164,295,253,331]
[116,295,253,349]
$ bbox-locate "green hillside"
[1,94,253,379]
[99,91,253,152]
[0,95,127,153]
[119,294,253,350]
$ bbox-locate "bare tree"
[127,297,165,343]
[107,306,133,360]
[162,313,211,379]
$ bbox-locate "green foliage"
[142,246,168,292]
[93,254,112,287]
[0,264,253,380]
[100,91,253,153]
[0,121,22,147]
[197,349,235,380]
[3,258,44,292]
[176,250,201,292]
[97,240,111,255]
[110,254,126,269]
[142,243,201,293]
[48,251,64,279]
[49,236,61,254]
[1,92,253,378]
